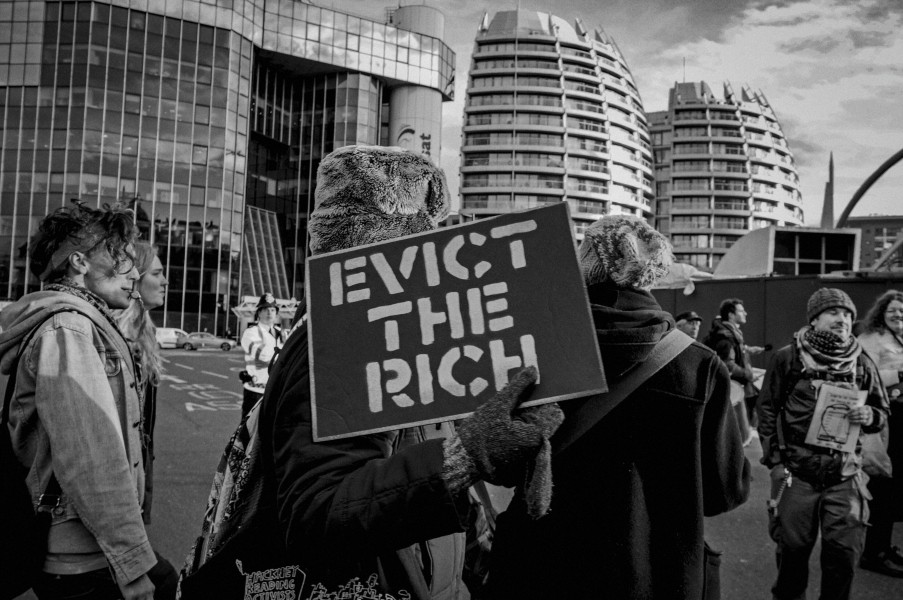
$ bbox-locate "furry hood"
[308,145,450,255]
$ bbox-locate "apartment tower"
[649,81,804,271]
[460,10,653,237]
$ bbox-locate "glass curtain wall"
[245,63,383,300]
[0,1,249,334]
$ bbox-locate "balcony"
[714,200,748,211]
[713,181,749,192]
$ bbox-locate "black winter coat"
[757,341,888,487]
[705,318,757,398]
[258,324,470,598]
[487,284,750,600]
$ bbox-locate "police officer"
[240,292,285,417]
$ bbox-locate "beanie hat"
[577,215,673,290]
[308,145,450,256]
[806,288,857,322]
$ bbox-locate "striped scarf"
[796,326,861,376]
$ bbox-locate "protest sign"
[306,202,606,441]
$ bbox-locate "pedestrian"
[117,241,179,598]
[258,145,564,598]
[758,287,889,600]
[675,309,703,339]
[0,202,156,600]
[704,298,765,427]
[856,290,903,577]
[486,215,751,600]
[239,292,285,417]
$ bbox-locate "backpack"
[177,399,304,599]
[0,308,87,600]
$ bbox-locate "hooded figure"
[486,215,750,600]
[257,145,563,599]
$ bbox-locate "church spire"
[820,152,835,229]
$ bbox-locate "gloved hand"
[442,367,564,518]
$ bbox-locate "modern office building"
[459,10,654,238]
[0,0,454,334]
[846,215,903,270]
[649,81,804,271]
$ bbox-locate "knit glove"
[442,367,564,518]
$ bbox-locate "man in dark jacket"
[258,146,563,599]
[486,215,750,599]
[705,298,765,427]
[758,288,889,600]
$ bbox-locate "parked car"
[176,331,236,351]
[155,328,188,349]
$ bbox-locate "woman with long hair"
[118,241,179,598]
[857,290,903,577]
[119,242,166,393]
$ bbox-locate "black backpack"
[0,308,86,600]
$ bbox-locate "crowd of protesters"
[1,146,901,600]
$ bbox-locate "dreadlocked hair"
[117,241,163,387]
[30,200,137,282]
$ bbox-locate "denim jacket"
[0,291,156,585]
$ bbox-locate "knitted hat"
[308,145,450,256]
[806,287,857,322]
[577,215,673,290]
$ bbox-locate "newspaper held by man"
[804,381,867,452]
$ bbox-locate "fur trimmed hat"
[806,287,857,322]
[308,145,450,255]
[578,215,673,290]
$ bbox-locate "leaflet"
[804,382,867,452]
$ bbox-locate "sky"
[327,0,903,225]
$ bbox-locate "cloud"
[336,0,903,221]
[849,29,895,48]
[780,37,842,53]
[631,0,903,221]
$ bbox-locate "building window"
[672,234,710,249]
[674,126,707,137]
[192,144,207,165]
[673,143,708,155]
[672,216,710,229]
[714,216,747,229]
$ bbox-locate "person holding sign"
[258,145,563,598]
[486,216,750,600]
[757,288,889,600]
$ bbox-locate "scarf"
[723,321,745,346]
[45,277,124,336]
[796,326,861,376]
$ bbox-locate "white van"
[156,328,188,349]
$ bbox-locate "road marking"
[174,363,194,370]
[202,370,229,379]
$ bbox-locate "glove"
[442,366,564,518]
